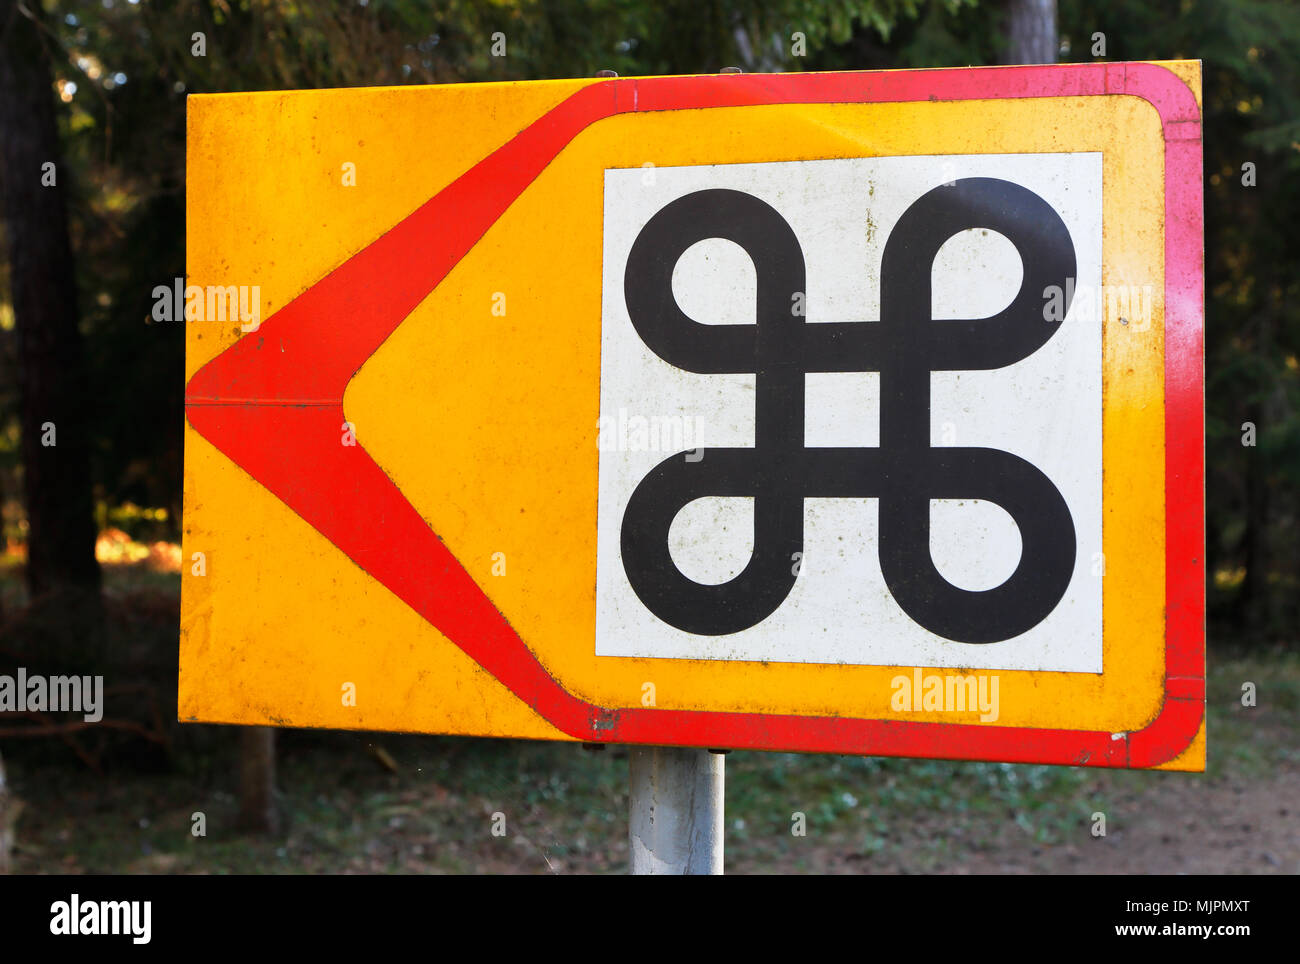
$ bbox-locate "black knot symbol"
[619,177,1078,643]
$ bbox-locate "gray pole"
[628,746,724,874]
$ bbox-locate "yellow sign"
[182,63,1205,769]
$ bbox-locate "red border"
[185,63,1205,766]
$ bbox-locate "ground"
[4,624,1295,874]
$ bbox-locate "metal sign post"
[628,746,724,874]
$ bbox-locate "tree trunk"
[999,0,1058,65]
[0,0,103,625]
[0,752,18,874]
[237,727,279,834]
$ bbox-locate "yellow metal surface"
[181,67,1196,761]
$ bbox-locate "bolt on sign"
[182,62,1205,770]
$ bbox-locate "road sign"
[181,62,1205,770]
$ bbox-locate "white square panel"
[595,153,1103,672]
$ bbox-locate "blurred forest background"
[0,0,1296,874]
